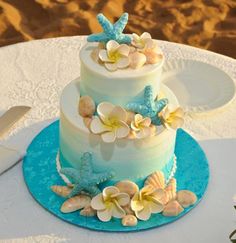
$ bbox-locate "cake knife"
[0,106,31,175]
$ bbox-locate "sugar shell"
[177,190,197,208]
[80,205,96,217]
[165,178,177,202]
[51,185,72,198]
[83,117,92,129]
[61,195,91,213]
[115,180,139,198]
[122,215,138,227]
[162,200,184,217]
[145,171,165,189]
[123,204,135,215]
[78,96,96,118]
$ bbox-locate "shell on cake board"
[80,205,96,217]
[122,215,138,227]
[51,185,73,198]
[165,178,177,202]
[60,195,91,213]
[144,171,165,190]
[177,190,197,208]
[162,200,184,217]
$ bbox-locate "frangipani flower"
[99,40,130,71]
[159,105,184,130]
[131,185,164,221]
[131,114,156,139]
[90,102,130,143]
[131,32,152,49]
[91,186,130,222]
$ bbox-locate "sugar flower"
[131,185,164,221]
[129,51,147,69]
[99,40,130,71]
[131,114,156,139]
[131,32,152,49]
[159,105,184,130]
[90,102,130,143]
[91,186,130,222]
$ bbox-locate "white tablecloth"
[0,36,235,243]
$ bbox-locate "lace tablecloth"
[0,36,235,243]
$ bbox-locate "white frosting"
[79,42,164,107]
[59,80,179,182]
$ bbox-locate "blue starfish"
[126,85,168,125]
[60,152,114,197]
[87,13,132,44]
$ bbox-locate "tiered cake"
[52,13,197,226]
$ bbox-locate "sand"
[0,0,235,58]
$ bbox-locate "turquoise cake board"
[23,120,209,232]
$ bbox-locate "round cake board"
[23,120,209,232]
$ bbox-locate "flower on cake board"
[159,105,184,130]
[90,102,130,143]
[130,114,156,139]
[131,185,164,221]
[91,186,130,222]
[99,40,130,71]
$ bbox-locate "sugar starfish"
[60,152,114,197]
[87,13,131,44]
[126,85,168,125]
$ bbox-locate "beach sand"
[0,0,235,58]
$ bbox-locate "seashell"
[129,52,146,69]
[51,185,72,198]
[123,204,135,215]
[80,205,96,217]
[83,117,92,129]
[165,178,177,202]
[126,111,135,125]
[122,215,138,227]
[115,180,139,198]
[61,195,91,213]
[177,190,197,208]
[78,96,96,118]
[145,50,163,64]
[145,171,165,189]
[162,200,184,217]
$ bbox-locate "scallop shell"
[60,195,91,213]
[177,190,197,208]
[145,51,163,64]
[129,52,146,69]
[165,178,177,201]
[51,185,72,198]
[78,96,96,118]
[162,200,184,217]
[145,171,165,189]
[80,205,96,217]
[115,180,139,198]
[122,215,138,227]
[123,204,135,215]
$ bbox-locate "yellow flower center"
[108,50,121,62]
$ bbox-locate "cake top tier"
[86,13,163,72]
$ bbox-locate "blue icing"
[87,13,131,44]
[23,121,209,232]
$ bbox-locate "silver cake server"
[0,106,31,175]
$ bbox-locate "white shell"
[51,185,72,198]
[145,171,165,189]
[129,52,146,69]
[60,195,91,213]
[162,200,184,217]
[122,215,138,227]
[165,178,177,202]
[80,206,96,217]
[177,190,197,208]
[78,96,96,118]
[115,180,139,198]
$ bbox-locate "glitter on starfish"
[126,85,168,125]
[60,152,114,198]
[87,13,132,44]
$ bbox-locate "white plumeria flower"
[131,32,152,49]
[131,114,156,139]
[98,40,130,71]
[159,105,184,130]
[90,102,130,143]
[91,186,130,222]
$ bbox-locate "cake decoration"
[90,102,130,143]
[51,185,73,198]
[87,13,131,44]
[129,51,147,69]
[131,32,152,49]
[165,178,177,202]
[60,152,114,197]
[91,186,130,222]
[126,85,168,125]
[80,205,96,217]
[144,171,165,189]
[115,180,139,198]
[122,215,138,227]
[162,200,184,217]
[98,40,130,71]
[78,95,96,118]
[159,105,184,130]
[176,190,197,208]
